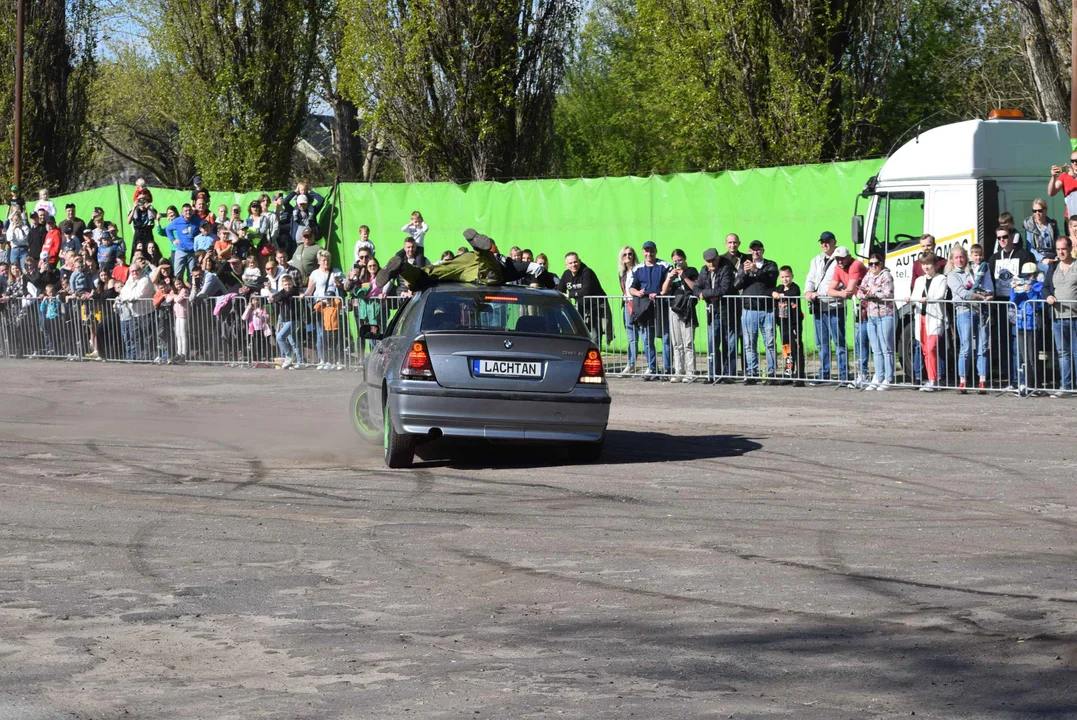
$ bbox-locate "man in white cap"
[825,246,868,387]
[283,183,325,249]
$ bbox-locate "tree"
[339,0,579,182]
[145,0,325,189]
[88,51,196,187]
[0,0,98,192]
[554,0,671,176]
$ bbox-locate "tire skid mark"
[702,544,1077,605]
[451,549,1030,640]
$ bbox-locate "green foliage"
[88,49,195,187]
[0,0,98,192]
[86,0,327,190]
[339,0,579,181]
[555,0,1057,175]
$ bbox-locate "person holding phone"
[1048,154,1077,218]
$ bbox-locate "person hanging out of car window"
[374,229,553,291]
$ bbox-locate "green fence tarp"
[53,161,885,353]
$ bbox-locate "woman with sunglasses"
[1023,198,1059,271]
[617,246,641,374]
[947,244,992,393]
[855,251,894,390]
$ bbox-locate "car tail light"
[578,348,605,385]
[402,339,436,380]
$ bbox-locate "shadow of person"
[414,430,761,468]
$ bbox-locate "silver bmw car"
[357,283,611,468]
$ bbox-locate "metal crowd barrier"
[0,292,411,371]
[1017,299,1077,398]
[583,294,851,385]
[849,298,1024,394]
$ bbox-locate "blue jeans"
[866,314,895,383]
[623,307,639,369]
[742,308,776,377]
[955,310,988,381]
[813,305,847,380]
[9,247,27,273]
[1052,317,1077,390]
[121,319,138,360]
[276,321,299,360]
[173,249,196,282]
[706,308,722,376]
[855,317,870,378]
[640,322,670,373]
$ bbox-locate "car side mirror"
[851,215,863,248]
[359,324,381,341]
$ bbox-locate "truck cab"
[853,116,1071,301]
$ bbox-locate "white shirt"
[805,251,839,305]
[401,222,428,247]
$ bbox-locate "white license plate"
[472,359,542,378]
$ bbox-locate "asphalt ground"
[1,362,1075,719]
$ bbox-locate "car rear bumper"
[388,382,610,442]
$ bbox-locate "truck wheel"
[383,400,415,468]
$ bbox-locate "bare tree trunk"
[361,131,385,182]
[1011,0,1069,124]
[329,94,365,180]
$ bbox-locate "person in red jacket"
[42,215,62,265]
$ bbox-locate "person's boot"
[463,228,493,252]
[375,255,404,288]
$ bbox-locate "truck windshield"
[871,192,925,254]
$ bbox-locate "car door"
[367,294,418,428]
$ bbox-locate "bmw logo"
[504,340,513,349]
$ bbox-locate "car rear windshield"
[420,291,590,337]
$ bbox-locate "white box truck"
[852,114,1072,375]
[853,115,1070,296]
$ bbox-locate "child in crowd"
[1010,261,1044,393]
[906,251,948,392]
[271,274,301,368]
[133,177,152,204]
[242,295,272,364]
[241,256,264,295]
[172,279,189,362]
[97,233,120,273]
[772,265,804,385]
[39,283,61,354]
[213,224,234,260]
[353,225,374,265]
[194,221,215,253]
[34,189,56,219]
[401,211,428,248]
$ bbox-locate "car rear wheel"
[350,387,380,444]
[570,437,604,464]
[383,400,415,468]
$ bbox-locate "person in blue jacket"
[1010,261,1044,393]
[165,204,205,282]
[628,240,672,379]
[283,184,325,250]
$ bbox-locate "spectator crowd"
[0,175,1075,397]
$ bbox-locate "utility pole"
[1072,0,1077,137]
[13,0,24,186]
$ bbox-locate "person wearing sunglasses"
[989,226,1036,390]
[617,246,641,374]
[1023,199,1060,271]
[1048,153,1077,218]
[856,250,895,390]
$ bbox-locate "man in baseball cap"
[696,247,735,380]
[628,240,672,378]
[804,229,845,384]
